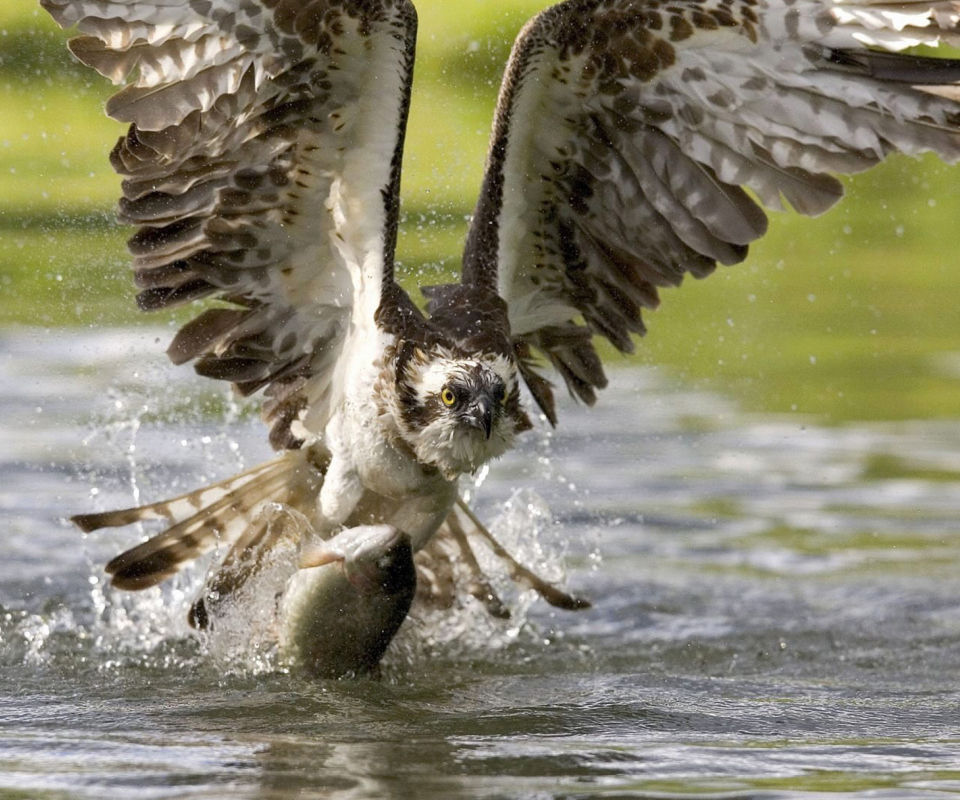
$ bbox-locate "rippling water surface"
[2,328,960,799]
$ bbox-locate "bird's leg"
[317,453,363,528]
[455,498,591,611]
[443,511,511,619]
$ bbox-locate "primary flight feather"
[44,0,960,676]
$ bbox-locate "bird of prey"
[43,0,960,675]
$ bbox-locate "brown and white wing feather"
[43,0,418,448]
[463,0,960,423]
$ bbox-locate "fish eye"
[441,387,457,407]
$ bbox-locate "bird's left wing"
[461,0,960,424]
[43,0,418,448]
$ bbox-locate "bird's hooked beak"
[467,395,495,440]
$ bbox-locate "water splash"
[388,488,584,673]
[11,604,78,667]
[199,504,308,676]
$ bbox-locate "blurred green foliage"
[1,0,959,421]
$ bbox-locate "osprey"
[44,0,960,674]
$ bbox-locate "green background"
[2,0,959,422]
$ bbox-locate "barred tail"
[75,447,328,592]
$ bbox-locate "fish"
[282,525,417,679]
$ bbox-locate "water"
[2,327,959,799]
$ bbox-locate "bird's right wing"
[461,0,960,424]
[42,0,419,449]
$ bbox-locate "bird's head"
[393,346,531,479]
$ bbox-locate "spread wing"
[461,0,960,424]
[43,0,418,448]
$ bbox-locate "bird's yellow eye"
[500,387,509,406]
[441,388,457,407]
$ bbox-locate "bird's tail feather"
[75,447,328,592]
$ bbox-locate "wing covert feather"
[43,0,418,449]
[463,0,960,421]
